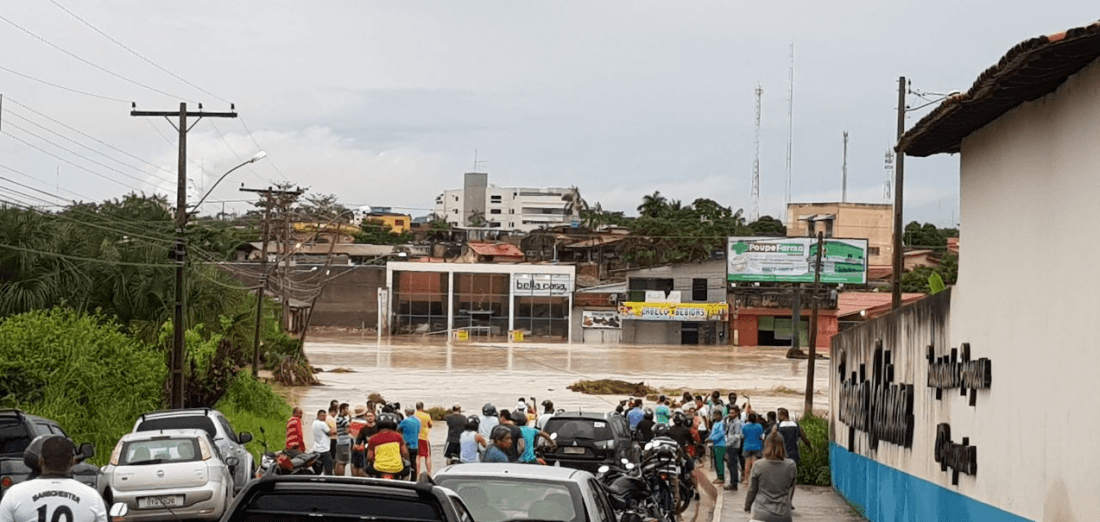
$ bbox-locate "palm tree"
[562,187,588,222]
[637,191,668,218]
[468,209,487,227]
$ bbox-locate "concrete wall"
[463,172,488,226]
[786,202,893,265]
[625,259,727,302]
[829,57,1100,522]
[950,58,1100,521]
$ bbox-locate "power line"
[0,242,174,268]
[46,0,230,104]
[0,13,188,101]
[0,64,130,103]
[209,120,268,184]
[0,130,148,192]
[1,121,167,187]
[238,117,291,182]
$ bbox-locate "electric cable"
[0,64,130,103]
[0,128,161,191]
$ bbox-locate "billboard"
[582,310,621,329]
[618,302,729,322]
[726,237,868,284]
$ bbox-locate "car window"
[0,418,32,456]
[588,479,614,522]
[34,422,54,436]
[545,418,614,441]
[136,416,218,439]
[450,495,475,522]
[436,477,586,522]
[237,492,444,522]
[120,438,202,465]
[217,415,237,441]
[49,424,68,437]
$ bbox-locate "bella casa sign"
[513,274,573,296]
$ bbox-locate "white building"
[434,172,583,233]
[829,22,1100,521]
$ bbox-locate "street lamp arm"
[190,151,267,215]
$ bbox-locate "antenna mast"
[751,83,763,222]
[842,131,849,203]
[785,44,794,212]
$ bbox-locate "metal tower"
[842,131,849,203]
[751,84,763,222]
[785,45,794,211]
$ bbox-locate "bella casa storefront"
[385,262,575,341]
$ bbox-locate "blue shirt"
[482,445,509,463]
[398,417,421,448]
[655,405,671,424]
[709,420,726,447]
[519,426,539,463]
[742,422,764,452]
[627,408,644,429]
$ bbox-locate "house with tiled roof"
[830,21,1100,522]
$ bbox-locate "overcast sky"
[0,1,1095,225]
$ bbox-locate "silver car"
[102,429,236,521]
[434,463,618,522]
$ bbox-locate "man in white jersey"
[0,436,107,522]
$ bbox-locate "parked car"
[214,475,474,522]
[540,412,640,473]
[132,408,254,494]
[102,429,236,521]
[0,409,107,502]
[434,462,618,522]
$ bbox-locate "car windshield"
[121,438,201,465]
[544,418,613,442]
[234,492,443,522]
[136,416,218,439]
[0,418,32,456]
[436,477,586,522]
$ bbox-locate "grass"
[796,413,831,486]
[216,371,294,461]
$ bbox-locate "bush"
[797,414,831,486]
[0,309,166,466]
[215,371,293,461]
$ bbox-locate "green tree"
[748,215,786,236]
[637,191,668,218]
[354,218,413,245]
[901,252,958,293]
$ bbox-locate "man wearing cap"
[0,436,107,522]
[444,404,466,465]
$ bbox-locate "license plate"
[563,447,586,455]
[138,495,183,508]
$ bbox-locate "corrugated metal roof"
[837,292,926,318]
[245,242,395,256]
[898,20,1100,157]
[468,242,525,257]
[564,235,627,248]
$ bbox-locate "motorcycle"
[255,427,320,478]
[595,461,651,522]
[640,439,683,522]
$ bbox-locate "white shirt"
[0,477,107,522]
[536,413,554,431]
[312,419,331,453]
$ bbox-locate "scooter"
[255,427,320,478]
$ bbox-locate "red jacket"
[286,415,305,451]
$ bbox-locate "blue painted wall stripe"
[830,442,1032,522]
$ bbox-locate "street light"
[190,151,267,213]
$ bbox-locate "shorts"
[418,440,430,455]
[444,442,461,459]
[336,443,351,464]
[742,449,763,459]
[351,450,366,469]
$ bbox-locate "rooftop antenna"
[785,44,794,215]
[841,131,849,203]
[751,83,763,222]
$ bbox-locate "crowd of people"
[282,391,810,521]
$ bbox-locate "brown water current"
[293,334,831,420]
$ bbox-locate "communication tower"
[751,84,763,222]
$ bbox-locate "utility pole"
[241,185,304,376]
[892,77,907,310]
[131,103,237,409]
[841,131,849,203]
[804,232,825,416]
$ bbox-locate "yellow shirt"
[414,411,432,441]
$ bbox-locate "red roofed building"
[460,242,525,263]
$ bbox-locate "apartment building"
[434,172,583,233]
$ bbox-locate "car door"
[587,478,617,522]
[215,415,248,492]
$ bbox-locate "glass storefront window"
[392,271,449,335]
[453,273,510,338]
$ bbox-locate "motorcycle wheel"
[676,481,693,513]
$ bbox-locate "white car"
[102,429,236,521]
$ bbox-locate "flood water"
[294,334,831,419]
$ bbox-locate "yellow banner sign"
[618,302,729,322]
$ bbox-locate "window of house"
[491,195,502,203]
[868,247,881,256]
[628,278,674,302]
[692,278,708,301]
[490,209,502,214]
[453,209,459,214]
[824,220,834,238]
[395,219,405,226]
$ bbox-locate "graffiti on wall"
[934,423,978,485]
[927,342,992,406]
[837,340,915,453]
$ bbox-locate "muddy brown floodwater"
[284,333,831,474]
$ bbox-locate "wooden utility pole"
[892,76,907,310]
[131,103,237,409]
[241,185,304,375]
[804,232,825,416]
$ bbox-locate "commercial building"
[786,202,893,266]
[829,22,1100,521]
[385,261,575,340]
[617,259,729,345]
[434,172,583,233]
